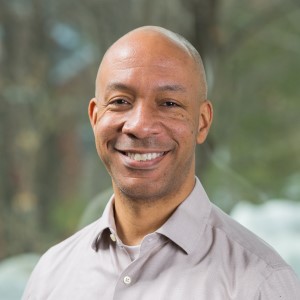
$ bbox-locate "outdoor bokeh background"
[1,0,300,298]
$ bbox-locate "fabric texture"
[22,178,300,300]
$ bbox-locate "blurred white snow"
[231,200,300,277]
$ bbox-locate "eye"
[110,98,130,105]
[162,101,180,107]
[105,97,132,111]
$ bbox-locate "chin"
[116,179,168,202]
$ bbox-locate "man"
[23,26,300,299]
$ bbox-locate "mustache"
[114,136,173,150]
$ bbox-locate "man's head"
[89,26,213,204]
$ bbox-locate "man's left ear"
[196,100,213,144]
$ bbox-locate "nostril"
[128,132,139,138]
[122,123,159,139]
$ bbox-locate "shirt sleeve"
[255,268,300,300]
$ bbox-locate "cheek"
[94,116,116,153]
[167,113,198,141]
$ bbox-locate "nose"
[122,102,161,139]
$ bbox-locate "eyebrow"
[106,82,187,94]
[106,82,133,93]
[156,84,187,93]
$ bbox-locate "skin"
[89,26,213,245]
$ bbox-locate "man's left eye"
[163,101,179,107]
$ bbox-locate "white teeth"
[127,152,164,161]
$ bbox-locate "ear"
[196,100,213,144]
[88,97,98,129]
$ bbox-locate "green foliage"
[205,1,300,207]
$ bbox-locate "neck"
[113,196,174,246]
[112,179,195,246]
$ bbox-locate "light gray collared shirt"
[22,178,300,299]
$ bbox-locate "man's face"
[89,32,212,202]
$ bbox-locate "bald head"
[96,26,207,100]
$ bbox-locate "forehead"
[104,29,194,64]
[97,33,198,92]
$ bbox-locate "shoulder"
[206,204,300,296]
[22,219,101,298]
[255,267,300,299]
[208,203,287,267]
[42,219,99,262]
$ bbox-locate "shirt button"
[123,276,132,285]
[110,233,116,242]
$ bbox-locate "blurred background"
[0,0,300,298]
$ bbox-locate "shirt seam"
[253,267,294,299]
[207,222,286,270]
[208,222,293,298]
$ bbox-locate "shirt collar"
[156,177,212,254]
[92,177,212,254]
[91,194,116,251]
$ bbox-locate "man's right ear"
[88,98,98,129]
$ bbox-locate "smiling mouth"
[125,152,165,162]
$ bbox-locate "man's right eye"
[109,98,130,106]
